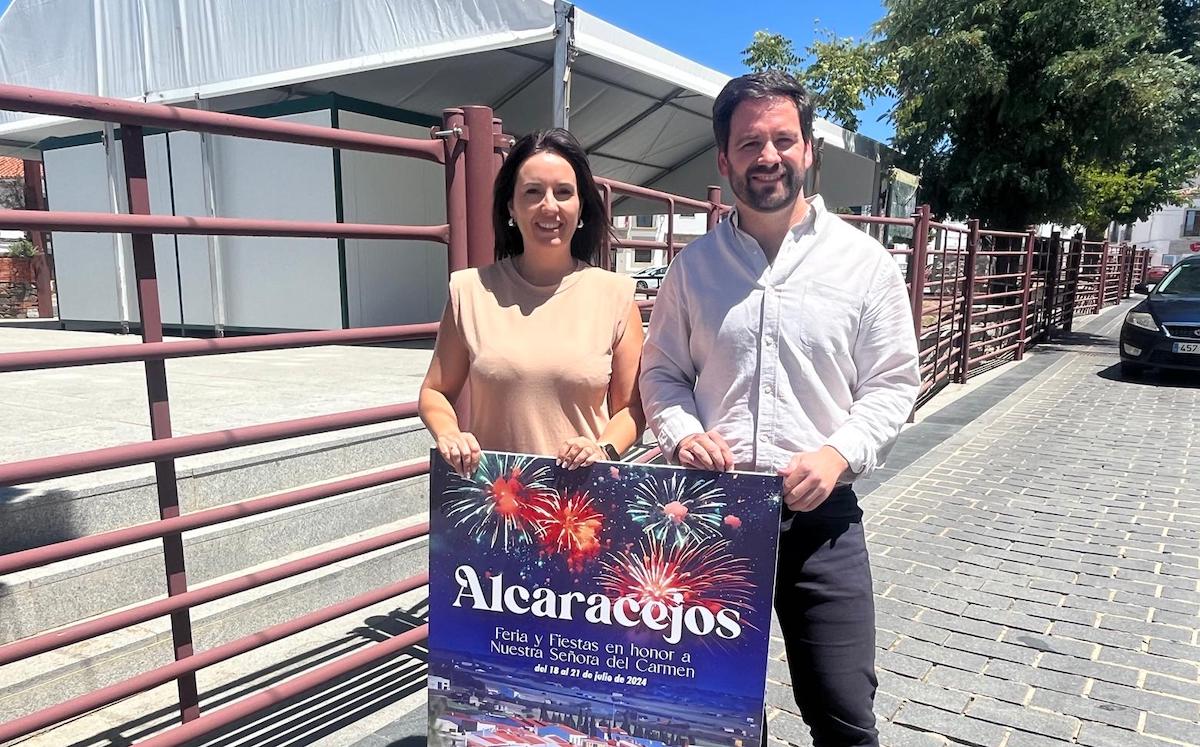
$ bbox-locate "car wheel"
[1121,361,1146,377]
[636,281,648,289]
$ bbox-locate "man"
[640,71,920,746]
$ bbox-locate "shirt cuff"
[653,408,706,462]
[825,427,869,477]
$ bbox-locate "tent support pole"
[552,0,576,129]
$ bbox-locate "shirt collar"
[728,194,826,248]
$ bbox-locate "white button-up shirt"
[640,195,921,479]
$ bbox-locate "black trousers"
[768,486,879,746]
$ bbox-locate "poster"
[428,451,782,747]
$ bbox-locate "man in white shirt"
[640,72,920,746]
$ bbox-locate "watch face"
[602,443,621,461]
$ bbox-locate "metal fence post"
[492,117,506,178]
[1063,235,1083,332]
[119,125,202,723]
[706,185,722,232]
[21,159,55,319]
[1042,230,1061,341]
[909,204,931,343]
[462,105,496,269]
[957,219,980,383]
[1122,244,1135,298]
[440,109,468,274]
[600,183,614,271]
[666,199,676,263]
[1097,240,1109,310]
[1016,229,1035,359]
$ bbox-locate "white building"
[1117,176,1200,266]
[610,212,708,272]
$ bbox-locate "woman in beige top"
[419,129,644,476]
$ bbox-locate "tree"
[879,0,1200,229]
[742,29,893,131]
[0,177,22,211]
[742,30,800,73]
[1072,0,1200,235]
[1073,152,1200,237]
[743,1,1200,231]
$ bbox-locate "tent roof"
[0,0,895,208]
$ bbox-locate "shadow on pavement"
[1097,363,1200,389]
[1034,331,1117,351]
[62,597,429,747]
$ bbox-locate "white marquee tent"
[0,0,899,331]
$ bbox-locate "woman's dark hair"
[713,71,814,153]
[493,128,607,263]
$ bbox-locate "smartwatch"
[598,442,621,461]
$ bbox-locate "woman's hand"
[437,431,481,477]
[557,437,605,470]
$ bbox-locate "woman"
[419,129,644,477]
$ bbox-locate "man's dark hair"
[712,71,815,152]
[493,128,606,263]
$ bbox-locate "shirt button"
[764,337,774,347]
[764,383,773,394]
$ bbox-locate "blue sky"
[0,0,895,140]
[579,0,894,142]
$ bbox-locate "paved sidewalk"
[6,302,1197,747]
[761,304,1199,746]
[358,305,1198,746]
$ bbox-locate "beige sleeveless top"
[445,259,636,456]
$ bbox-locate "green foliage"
[5,239,38,258]
[879,0,1200,229]
[0,177,23,210]
[742,1,1200,231]
[742,31,800,73]
[742,28,893,131]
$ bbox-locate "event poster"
[427,451,782,747]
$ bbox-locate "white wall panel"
[42,141,135,324]
[209,109,341,330]
[339,110,448,328]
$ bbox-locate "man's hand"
[675,430,734,471]
[778,446,849,512]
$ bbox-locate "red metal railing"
[0,81,475,745]
[599,179,727,288]
[0,80,1152,744]
[0,81,734,745]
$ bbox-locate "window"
[635,214,655,228]
[1122,224,1132,241]
[1184,210,1200,237]
[1155,261,1200,295]
[634,249,652,264]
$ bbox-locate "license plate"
[1173,342,1200,354]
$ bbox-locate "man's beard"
[729,163,803,212]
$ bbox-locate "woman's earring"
[577,219,584,228]
[508,217,515,227]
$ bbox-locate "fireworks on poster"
[442,453,553,551]
[627,473,726,547]
[428,451,782,747]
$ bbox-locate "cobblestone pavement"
[766,305,1200,746]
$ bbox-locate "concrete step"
[0,418,432,556]
[0,455,431,644]
[0,510,431,731]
